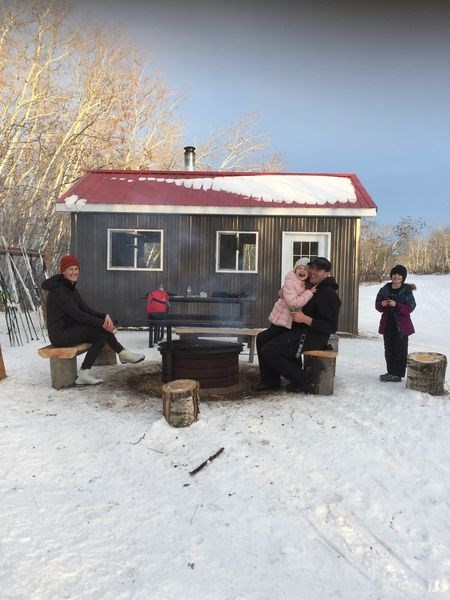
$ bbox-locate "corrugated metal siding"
[329,217,360,335]
[71,213,361,334]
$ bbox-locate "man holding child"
[255,257,341,393]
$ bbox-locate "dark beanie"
[60,255,80,273]
[390,264,407,281]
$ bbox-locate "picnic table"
[147,295,254,347]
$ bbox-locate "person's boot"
[286,381,313,393]
[75,369,103,386]
[251,381,281,392]
[383,373,402,382]
[119,349,145,364]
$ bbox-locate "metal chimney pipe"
[184,146,196,171]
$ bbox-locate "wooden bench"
[38,343,116,389]
[174,326,260,363]
[148,314,245,348]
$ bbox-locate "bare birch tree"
[0,1,283,266]
[193,114,284,172]
[360,220,394,281]
[0,1,184,261]
[361,218,450,280]
[422,227,450,273]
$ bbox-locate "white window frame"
[281,232,331,284]
[107,228,163,271]
[215,231,259,273]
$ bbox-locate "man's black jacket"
[294,275,341,349]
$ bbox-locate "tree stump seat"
[38,343,117,389]
[162,379,199,427]
[303,349,338,396]
[407,352,447,396]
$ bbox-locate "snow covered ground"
[1,275,450,600]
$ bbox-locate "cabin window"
[292,240,320,266]
[107,229,163,270]
[216,231,258,272]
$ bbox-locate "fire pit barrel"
[158,340,243,388]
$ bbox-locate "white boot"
[119,349,145,364]
[75,369,103,386]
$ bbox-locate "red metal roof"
[56,170,377,217]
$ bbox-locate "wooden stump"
[93,343,117,366]
[0,344,6,380]
[407,352,447,396]
[303,350,337,395]
[162,379,199,427]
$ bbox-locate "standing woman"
[375,264,416,382]
[42,255,145,386]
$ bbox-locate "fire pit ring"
[158,340,243,388]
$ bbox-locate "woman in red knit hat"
[42,255,144,386]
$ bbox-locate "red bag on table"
[146,289,169,314]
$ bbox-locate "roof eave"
[56,204,377,217]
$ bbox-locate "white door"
[281,232,330,284]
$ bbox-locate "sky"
[71,0,450,227]
[2,274,450,598]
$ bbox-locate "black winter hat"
[308,257,332,271]
[390,264,407,281]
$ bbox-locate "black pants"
[257,324,331,388]
[50,325,123,370]
[383,323,409,377]
[256,324,305,388]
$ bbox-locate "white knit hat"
[294,257,309,269]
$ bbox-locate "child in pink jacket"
[268,257,316,329]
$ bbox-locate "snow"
[1,275,450,600]
[64,195,87,210]
[143,174,358,205]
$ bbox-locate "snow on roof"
[127,174,357,205]
[56,170,377,216]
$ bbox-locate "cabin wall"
[71,213,361,334]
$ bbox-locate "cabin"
[56,161,377,334]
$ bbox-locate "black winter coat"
[294,275,341,349]
[42,275,105,345]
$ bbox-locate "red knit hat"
[60,255,80,273]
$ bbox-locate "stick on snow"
[189,447,224,476]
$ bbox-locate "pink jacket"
[268,271,314,329]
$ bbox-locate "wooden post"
[49,357,78,389]
[162,379,199,427]
[0,344,6,380]
[93,343,117,366]
[407,352,447,396]
[303,350,337,395]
